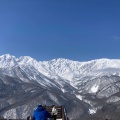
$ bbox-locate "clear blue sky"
[0,0,120,61]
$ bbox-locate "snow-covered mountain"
[0,54,120,120]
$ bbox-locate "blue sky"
[0,0,120,61]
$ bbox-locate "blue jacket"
[33,106,50,120]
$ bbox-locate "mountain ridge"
[1,54,120,120]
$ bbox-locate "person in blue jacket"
[33,105,50,120]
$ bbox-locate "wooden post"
[61,105,65,120]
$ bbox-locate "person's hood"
[36,106,44,112]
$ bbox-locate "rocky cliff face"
[0,54,120,120]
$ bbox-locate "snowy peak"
[41,58,120,81]
[0,54,16,60]
[89,58,120,69]
[0,54,17,67]
[17,56,39,66]
[18,56,34,62]
[1,54,120,79]
[1,54,120,70]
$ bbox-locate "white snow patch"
[4,109,17,119]
[107,96,120,103]
[89,108,97,114]
[91,84,99,93]
[76,94,82,100]
[61,88,66,93]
